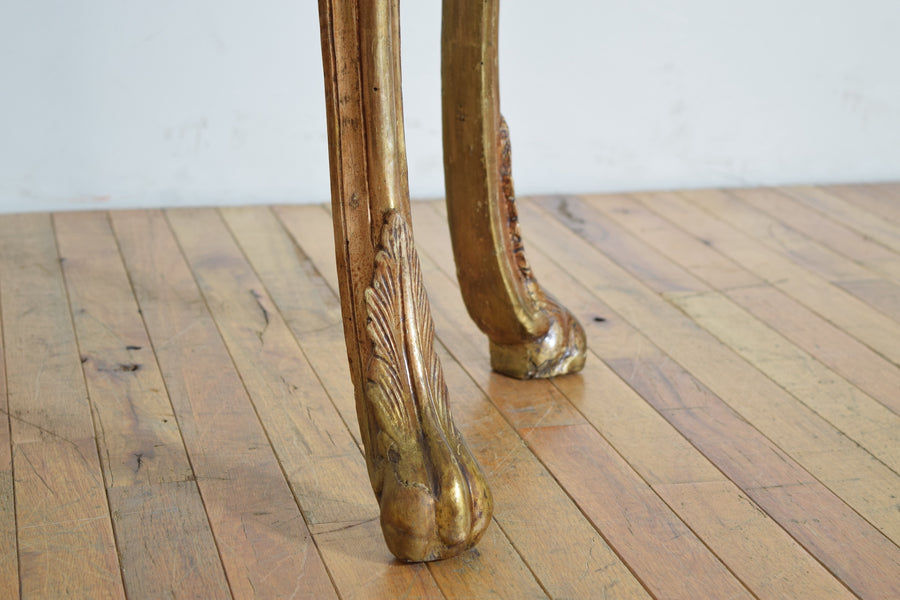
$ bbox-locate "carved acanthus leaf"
[363,210,491,561]
[365,211,453,441]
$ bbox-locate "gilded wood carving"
[491,117,587,378]
[318,0,583,561]
[318,0,492,562]
[365,211,492,560]
[442,1,587,379]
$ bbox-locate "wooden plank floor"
[1,184,899,599]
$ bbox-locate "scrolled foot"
[486,118,587,380]
[365,211,492,561]
[489,295,587,379]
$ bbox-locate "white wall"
[2,1,899,214]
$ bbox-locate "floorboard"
[112,210,336,599]
[55,211,229,598]
[1,184,898,599]
[0,265,17,600]
[1,214,124,599]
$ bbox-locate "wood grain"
[0,213,124,599]
[185,205,486,595]
[218,205,539,593]
[0,278,17,599]
[464,205,861,598]
[732,186,900,281]
[666,289,900,473]
[642,190,900,367]
[55,211,194,487]
[555,366,856,600]
[278,204,650,600]
[270,204,361,445]
[581,191,900,418]
[520,197,900,597]
[684,189,900,320]
[652,189,900,370]
[612,353,900,599]
[111,209,337,599]
[169,207,373,525]
[836,277,900,322]
[1,184,898,598]
[310,518,445,600]
[538,193,900,536]
[728,284,900,416]
[54,211,231,598]
[409,205,759,598]
[426,523,549,600]
[435,345,647,600]
[420,200,861,598]
[107,481,230,599]
[524,424,753,600]
[688,189,876,283]
[782,185,900,253]
[830,183,900,225]
[654,480,856,600]
[220,205,359,447]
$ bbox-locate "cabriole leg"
[317,0,492,561]
[442,0,587,379]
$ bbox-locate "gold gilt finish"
[318,0,492,561]
[442,0,587,379]
[366,211,492,560]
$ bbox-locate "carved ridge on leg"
[442,0,587,380]
[318,0,492,561]
[498,116,541,304]
[365,210,492,561]
[489,117,587,379]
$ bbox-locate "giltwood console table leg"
[317,0,492,561]
[442,0,587,379]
